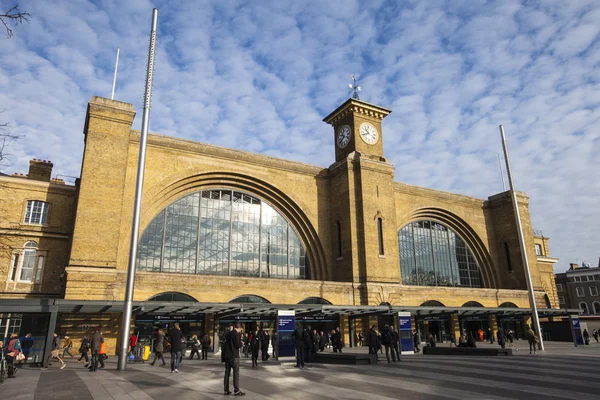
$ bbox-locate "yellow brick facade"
[0,96,560,353]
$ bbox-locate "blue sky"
[1,0,599,272]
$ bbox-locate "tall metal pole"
[117,8,158,371]
[497,153,506,192]
[111,47,120,100]
[499,125,544,351]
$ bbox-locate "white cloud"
[0,0,598,272]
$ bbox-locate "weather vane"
[349,75,361,100]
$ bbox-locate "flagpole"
[111,47,120,100]
[497,153,506,191]
[117,8,158,371]
[499,125,544,351]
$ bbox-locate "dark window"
[230,295,271,303]
[377,218,384,255]
[504,242,513,272]
[337,221,342,258]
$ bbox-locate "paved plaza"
[2,341,599,400]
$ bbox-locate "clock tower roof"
[323,98,391,126]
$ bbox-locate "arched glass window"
[298,297,332,305]
[137,189,307,279]
[421,300,445,307]
[499,302,518,308]
[462,301,484,308]
[230,295,271,303]
[147,292,198,302]
[593,301,600,315]
[398,220,483,288]
[579,302,589,314]
[8,241,45,284]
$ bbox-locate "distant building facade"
[1,96,560,353]
[555,263,600,315]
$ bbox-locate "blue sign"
[277,312,295,357]
[572,317,583,345]
[398,314,413,353]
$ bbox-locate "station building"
[0,95,565,358]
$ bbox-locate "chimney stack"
[28,158,53,182]
[569,263,579,271]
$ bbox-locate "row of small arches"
[146,293,521,309]
[146,292,331,305]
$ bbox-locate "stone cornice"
[0,176,76,192]
[130,131,329,178]
[394,182,485,207]
[323,98,391,125]
[0,228,71,239]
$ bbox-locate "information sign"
[277,310,295,357]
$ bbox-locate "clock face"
[359,122,379,145]
[337,125,351,148]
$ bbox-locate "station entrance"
[134,314,205,351]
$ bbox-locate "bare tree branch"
[1,4,31,38]
[0,111,22,165]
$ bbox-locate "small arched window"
[593,301,600,315]
[462,301,484,308]
[579,302,589,314]
[147,292,198,302]
[8,241,45,284]
[499,302,518,308]
[421,300,445,307]
[298,297,332,305]
[230,295,271,304]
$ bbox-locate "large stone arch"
[139,171,328,281]
[398,207,497,289]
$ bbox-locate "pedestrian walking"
[201,333,211,360]
[292,323,305,368]
[271,331,278,360]
[318,330,326,352]
[390,326,401,361]
[249,326,260,367]
[497,329,505,349]
[189,334,201,360]
[312,329,319,359]
[96,341,107,370]
[169,323,184,373]
[6,333,23,377]
[526,325,538,355]
[381,325,396,363]
[222,322,245,396]
[45,332,66,370]
[304,326,313,362]
[89,328,104,371]
[77,336,90,364]
[413,330,420,353]
[260,329,270,361]
[583,329,590,345]
[62,336,74,358]
[367,325,379,360]
[593,329,599,344]
[358,331,364,347]
[150,328,166,366]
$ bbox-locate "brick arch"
[398,207,497,289]
[139,171,328,281]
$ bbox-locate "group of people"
[365,325,401,363]
[52,328,106,371]
[582,328,600,345]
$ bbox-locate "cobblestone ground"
[2,340,599,400]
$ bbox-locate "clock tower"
[323,96,400,303]
[323,98,391,162]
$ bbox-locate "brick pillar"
[488,314,498,342]
[450,313,460,341]
[339,314,350,347]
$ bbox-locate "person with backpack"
[62,336,74,358]
[89,328,104,372]
[201,333,211,360]
[381,325,396,363]
[292,323,305,368]
[77,336,90,364]
[6,333,23,377]
[150,328,166,366]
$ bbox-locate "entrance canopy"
[0,299,579,319]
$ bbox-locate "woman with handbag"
[6,333,23,378]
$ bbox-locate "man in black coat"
[291,323,305,368]
[89,328,104,371]
[318,330,326,352]
[390,326,401,361]
[367,325,379,360]
[381,325,396,363]
[169,323,184,373]
[223,322,245,396]
[260,329,270,361]
[304,325,313,362]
